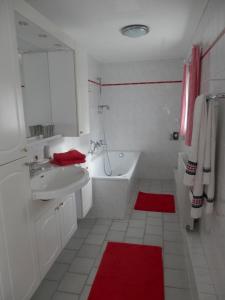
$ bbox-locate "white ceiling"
[25,0,208,62]
[15,13,70,53]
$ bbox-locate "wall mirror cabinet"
[15,12,90,139]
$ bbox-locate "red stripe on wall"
[88,79,101,86]
[101,80,182,87]
[201,27,225,60]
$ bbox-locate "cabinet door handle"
[59,202,64,208]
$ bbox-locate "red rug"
[88,242,164,300]
[134,192,175,213]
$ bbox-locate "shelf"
[27,135,62,146]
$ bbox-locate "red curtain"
[179,64,188,136]
[185,45,201,146]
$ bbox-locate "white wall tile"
[101,59,182,179]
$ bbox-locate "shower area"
[88,73,140,218]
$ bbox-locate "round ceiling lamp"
[120,24,150,38]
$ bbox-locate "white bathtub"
[89,151,140,218]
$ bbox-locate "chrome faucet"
[88,140,102,155]
[25,161,43,176]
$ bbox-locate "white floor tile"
[87,267,98,285]
[73,228,90,238]
[147,217,162,226]
[79,285,92,300]
[130,211,146,220]
[77,244,101,258]
[164,230,183,242]
[146,224,162,235]
[66,238,84,250]
[129,219,146,228]
[91,224,110,234]
[165,287,191,300]
[163,214,179,223]
[52,292,78,300]
[32,280,58,300]
[146,212,162,218]
[69,257,94,274]
[46,263,68,281]
[143,234,163,246]
[57,250,77,264]
[126,227,145,238]
[95,218,112,225]
[164,241,185,256]
[85,233,105,245]
[199,293,218,300]
[58,273,87,294]
[124,237,143,244]
[164,222,180,232]
[106,230,125,242]
[164,269,189,288]
[110,221,128,231]
[164,254,186,270]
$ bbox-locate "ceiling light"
[38,33,48,38]
[18,20,29,26]
[120,24,150,38]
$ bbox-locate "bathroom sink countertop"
[31,163,89,200]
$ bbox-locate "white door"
[0,158,38,300]
[59,194,77,248]
[35,203,61,279]
[0,0,26,165]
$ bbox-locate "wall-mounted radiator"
[177,152,195,231]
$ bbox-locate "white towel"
[183,95,216,218]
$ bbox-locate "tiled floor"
[32,179,192,300]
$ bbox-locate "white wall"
[100,59,183,179]
[181,1,225,299]
[88,57,104,143]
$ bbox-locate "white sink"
[31,165,89,200]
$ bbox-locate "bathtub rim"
[90,150,141,180]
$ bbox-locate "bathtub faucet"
[88,140,102,155]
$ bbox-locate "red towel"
[51,150,86,166]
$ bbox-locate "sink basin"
[31,165,89,200]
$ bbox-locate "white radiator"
[177,152,195,231]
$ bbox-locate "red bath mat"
[134,192,175,213]
[88,242,164,300]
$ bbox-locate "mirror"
[15,12,73,138]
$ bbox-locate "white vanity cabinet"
[35,194,77,279]
[35,200,61,279]
[59,194,77,248]
[76,179,93,218]
[0,158,38,300]
[0,0,26,166]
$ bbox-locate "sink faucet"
[25,161,44,176]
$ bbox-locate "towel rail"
[206,93,225,101]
